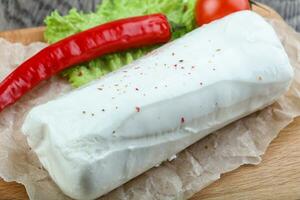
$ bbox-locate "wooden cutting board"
[0,4,300,200]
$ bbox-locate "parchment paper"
[0,16,300,200]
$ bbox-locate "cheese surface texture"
[22,11,293,200]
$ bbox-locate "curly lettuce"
[44,0,197,87]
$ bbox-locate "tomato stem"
[249,0,269,12]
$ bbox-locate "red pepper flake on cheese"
[181,117,185,124]
[136,107,141,112]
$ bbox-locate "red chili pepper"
[0,14,171,111]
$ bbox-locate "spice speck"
[136,107,141,112]
[181,117,185,124]
[179,60,184,63]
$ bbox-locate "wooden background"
[0,0,300,32]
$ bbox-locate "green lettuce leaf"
[44,0,197,87]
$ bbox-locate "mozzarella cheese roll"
[22,11,293,200]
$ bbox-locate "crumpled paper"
[0,16,300,200]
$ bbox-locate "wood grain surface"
[191,118,300,200]
[0,3,300,200]
[0,27,45,44]
[0,0,300,31]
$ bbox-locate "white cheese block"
[22,11,293,200]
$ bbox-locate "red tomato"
[195,0,251,26]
